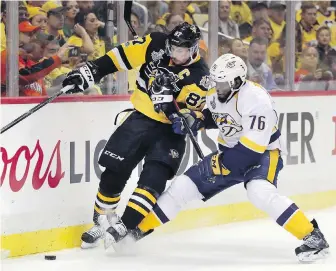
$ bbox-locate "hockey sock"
[246,179,313,240]
[275,203,314,239]
[138,204,170,232]
[121,185,158,229]
[93,188,120,224]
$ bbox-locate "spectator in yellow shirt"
[43,3,67,46]
[28,6,48,31]
[316,1,335,27]
[230,1,252,26]
[67,11,104,62]
[156,1,194,26]
[268,1,286,42]
[239,1,268,39]
[298,3,320,50]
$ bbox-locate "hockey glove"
[210,153,231,176]
[62,62,97,93]
[150,73,179,115]
[169,109,204,136]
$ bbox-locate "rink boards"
[1,92,336,257]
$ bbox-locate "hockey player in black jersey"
[62,22,214,248]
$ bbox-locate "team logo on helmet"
[226,61,236,69]
[212,113,242,137]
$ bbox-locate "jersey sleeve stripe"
[240,136,267,153]
[117,46,133,70]
[106,50,123,71]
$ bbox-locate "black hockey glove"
[150,73,179,115]
[62,62,98,93]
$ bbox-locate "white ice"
[2,207,336,271]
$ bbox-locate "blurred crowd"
[1,0,336,97]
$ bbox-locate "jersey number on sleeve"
[249,115,265,130]
[186,93,205,108]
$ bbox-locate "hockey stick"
[124,0,139,39]
[124,0,204,159]
[0,85,74,134]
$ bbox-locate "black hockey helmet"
[166,22,201,65]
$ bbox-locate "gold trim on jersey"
[267,149,279,183]
[240,136,267,153]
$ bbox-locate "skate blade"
[298,248,330,263]
[81,240,100,249]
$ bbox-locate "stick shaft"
[1,85,73,134]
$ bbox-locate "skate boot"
[129,227,154,242]
[104,219,131,252]
[81,211,118,249]
[295,219,330,263]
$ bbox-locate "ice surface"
[2,207,335,271]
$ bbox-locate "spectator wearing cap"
[316,1,335,27]
[229,1,252,26]
[62,1,80,39]
[203,0,239,46]
[0,20,66,96]
[43,2,67,46]
[297,3,320,50]
[247,37,278,91]
[268,1,286,42]
[25,1,45,9]
[239,1,268,40]
[156,1,195,27]
[28,6,48,31]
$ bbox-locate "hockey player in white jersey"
[109,54,330,262]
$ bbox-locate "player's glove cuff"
[211,153,230,176]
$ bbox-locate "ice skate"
[81,211,118,249]
[295,219,330,263]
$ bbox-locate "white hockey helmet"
[210,54,247,102]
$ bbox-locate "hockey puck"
[44,255,56,260]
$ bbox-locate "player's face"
[216,81,232,103]
[170,45,190,65]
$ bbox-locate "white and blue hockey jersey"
[203,80,284,175]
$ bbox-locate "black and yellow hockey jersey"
[94,32,213,123]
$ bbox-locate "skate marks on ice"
[2,207,335,271]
